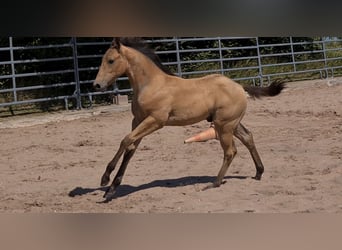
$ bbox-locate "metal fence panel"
[1,37,342,114]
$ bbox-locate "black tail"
[243,79,286,98]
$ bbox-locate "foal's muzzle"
[93,82,107,92]
[93,83,102,90]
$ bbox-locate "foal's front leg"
[101,117,141,187]
[102,138,142,199]
[101,115,164,199]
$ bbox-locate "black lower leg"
[234,123,264,180]
[253,161,264,180]
[103,148,136,199]
[101,164,113,186]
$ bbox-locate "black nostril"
[94,83,101,89]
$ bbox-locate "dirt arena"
[0,78,341,213]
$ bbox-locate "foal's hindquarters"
[203,80,250,189]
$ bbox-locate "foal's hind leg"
[234,123,264,180]
[203,123,237,190]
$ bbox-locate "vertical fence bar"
[218,37,224,75]
[175,37,182,77]
[321,37,329,77]
[71,37,81,109]
[322,37,327,67]
[290,36,297,73]
[9,37,17,103]
[255,37,263,86]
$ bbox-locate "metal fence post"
[175,37,182,77]
[218,37,224,75]
[290,36,297,73]
[256,37,263,86]
[322,37,329,78]
[71,37,82,109]
[9,37,17,103]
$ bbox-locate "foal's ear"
[111,38,121,51]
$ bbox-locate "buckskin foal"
[93,38,285,200]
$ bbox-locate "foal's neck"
[123,46,165,92]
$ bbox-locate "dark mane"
[117,37,174,76]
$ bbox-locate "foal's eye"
[108,59,114,64]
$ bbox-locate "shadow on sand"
[69,175,248,202]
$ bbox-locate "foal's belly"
[166,109,210,126]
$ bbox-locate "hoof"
[202,181,224,191]
[101,174,110,186]
[103,186,116,200]
[253,173,262,180]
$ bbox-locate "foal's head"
[94,37,174,91]
[93,38,128,91]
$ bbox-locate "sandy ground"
[0,78,341,213]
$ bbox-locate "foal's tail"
[243,79,286,99]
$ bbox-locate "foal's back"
[165,73,247,108]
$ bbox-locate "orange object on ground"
[184,127,218,143]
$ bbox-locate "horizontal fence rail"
[1,37,342,115]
